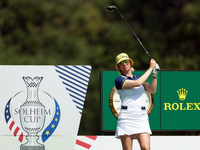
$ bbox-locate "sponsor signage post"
[101,70,200,132]
[161,71,200,130]
[0,65,91,150]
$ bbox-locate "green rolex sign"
[161,71,200,130]
[101,70,200,132]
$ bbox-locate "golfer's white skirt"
[115,107,152,138]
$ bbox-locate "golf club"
[106,5,160,71]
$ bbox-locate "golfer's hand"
[150,59,156,69]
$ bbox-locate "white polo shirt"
[115,74,147,117]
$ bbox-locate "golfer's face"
[119,60,130,72]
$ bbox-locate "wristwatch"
[109,86,154,118]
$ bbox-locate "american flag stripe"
[10,121,17,133]
[19,133,23,142]
[4,98,24,142]
[14,127,20,136]
[8,118,23,137]
[76,139,91,149]
[9,121,15,130]
[74,136,97,150]
[85,136,97,140]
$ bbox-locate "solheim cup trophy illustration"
[20,76,45,150]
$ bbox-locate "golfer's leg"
[135,133,150,150]
[120,135,134,150]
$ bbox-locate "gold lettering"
[179,103,186,110]
[194,103,200,110]
[164,103,171,110]
[172,103,179,110]
[164,102,200,110]
[186,103,193,110]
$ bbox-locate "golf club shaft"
[114,7,152,60]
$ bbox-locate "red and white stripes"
[7,118,24,142]
[75,136,97,150]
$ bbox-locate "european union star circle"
[42,98,61,142]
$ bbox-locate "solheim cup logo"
[20,77,45,150]
[4,76,61,150]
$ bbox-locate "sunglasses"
[119,60,130,65]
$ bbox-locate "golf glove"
[153,63,160,75]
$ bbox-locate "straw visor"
[115,53,134,71]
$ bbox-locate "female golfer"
[114,53,159,150]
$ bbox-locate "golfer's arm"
[144,78,157,94]
[123,67,153,89]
